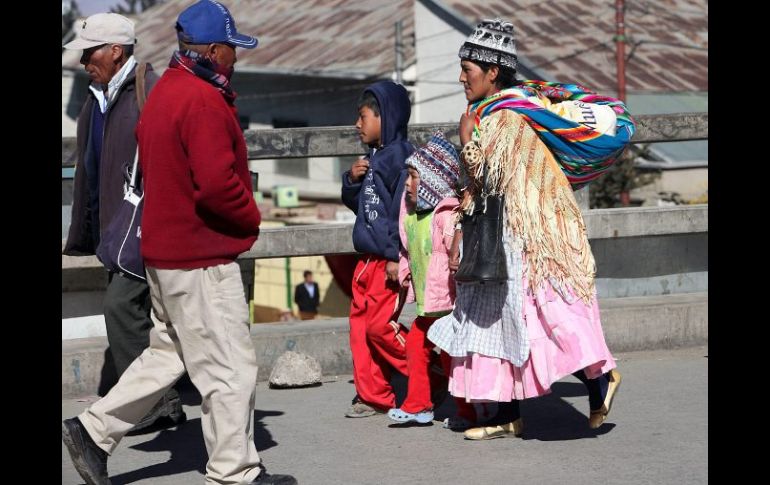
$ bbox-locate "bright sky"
[75,0,122,16]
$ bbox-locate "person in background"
[295,270,320,320]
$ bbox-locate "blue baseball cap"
[176,0,258,49]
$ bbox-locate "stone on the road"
[268,351,322,388]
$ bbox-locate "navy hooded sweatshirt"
[341,81,414,262]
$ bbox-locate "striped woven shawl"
[468,81,636,188]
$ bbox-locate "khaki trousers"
[79,262,262,484]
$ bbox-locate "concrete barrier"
[62,291,707,398]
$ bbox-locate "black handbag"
[454,162,508,284]
[96,151,146,281]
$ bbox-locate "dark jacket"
[341,81,413,262]
[294,282,320,313]
[63,62,159,256]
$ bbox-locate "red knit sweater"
[136,68,260,269]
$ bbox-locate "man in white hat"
[62,12,186,437]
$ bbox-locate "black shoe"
[62,417,111,485]
[127,389,187,435]
[249,464,298,484]
[430,385,449,409]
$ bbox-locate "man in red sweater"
[61,2,296,484]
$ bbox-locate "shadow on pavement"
[108,407,283,485]
[390,373,618,441]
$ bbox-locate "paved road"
[63,346,707,485]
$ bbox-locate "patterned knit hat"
[458,18,517,69]
[405,131,461,212]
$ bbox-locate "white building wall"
[413,2,468,123]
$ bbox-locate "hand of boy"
[349,158,370,183]
[386,261,400,284]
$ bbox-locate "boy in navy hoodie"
[341,80,414,417]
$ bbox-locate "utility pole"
[615,0,626,102]
[615,0,630,206]
[395,21,404,84]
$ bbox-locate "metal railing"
[62,112,708,267]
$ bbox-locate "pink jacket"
[398,196,460,314]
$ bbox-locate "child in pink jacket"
[387,131,473,425]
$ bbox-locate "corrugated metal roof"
[626,92,707,115]
[62,0,416,79]
[63,0,706,93]
[439,0,707,93]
